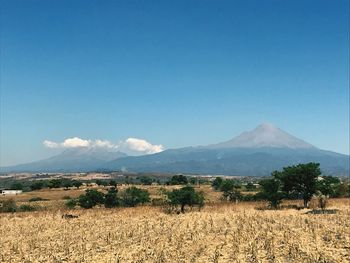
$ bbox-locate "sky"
[0,0,349,166]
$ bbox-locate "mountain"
[208,123,316,149]
[1,124,349,176]
[0,147,127,173]
[105,124,349,176]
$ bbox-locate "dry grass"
[1,199,349,263]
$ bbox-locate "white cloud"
[124,138,164,154]
[43,137,164,154]
[62,137,91,148]
[94,139,116,149]
[43,140,60,148]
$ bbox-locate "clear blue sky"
[1,0,349,166]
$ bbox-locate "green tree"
[0,199,17,213]
[334,183,349,197]
[78,189,105,209]
[169,174,188,185]
[72,180,83,189]
[62,179,73,189]
[212,177,223,190]
[274,162,321,208]
[245,182,256,191]
[316,176,340,197]
[166,186,205,213]
[121,187,150,207]
[104,187,120,208]
[140,176,153,185]
[48,179,62,189]
[65,199,77,209]
[30,181,45,191]
[259,178,284,209]
[10,181,23,190]
[109,180,117,187]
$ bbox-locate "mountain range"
[1,123,349,176]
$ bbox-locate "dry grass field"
[1,198,349,263]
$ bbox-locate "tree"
[62,180,73,189]
[30,181,45,191]
[0,199,17,213]
[316,176,340,197]
[78,189,105,209]
[104,188,120,208]
[245,182,256,191]
[121,187,150,207]
[109,180,117,187]
[334,183,349,197]
[274,162,321,208]
[48,179,62,189]
[95,180,107,187]
[72,180,83,189]
[65,199,77,209]
[212,177,223,190]
[259,178,284,209]
[10,182,23,190]
[169,175,188,185]
[140,176,153,185]
[166,186,205,213]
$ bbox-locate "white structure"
[0,189,22,195]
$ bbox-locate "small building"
[0,189,22,195]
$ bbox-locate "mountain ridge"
[1,123,349,176]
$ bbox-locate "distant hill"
[105,124,349,176]
[0,147,127,173]
[1,123,349,176]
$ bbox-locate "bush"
[10,182,24,190]
[121,187,150,207]
[104,188,120,208]
[168,175,188,185]
[65,199,77,209]
[62,195,72,200]
[29,197,48,202]
[140,176,153,185]
[166,186,205,213]
[0,199,17,213]
[259,178,284,209]
[212,177,223,190]
[78,189,105,209]
[30,181,45,191]
[72,180,83,189]
[19,204,36,212]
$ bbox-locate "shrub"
[72,180,83,189]
[0,199,17,213]
[19,204,36,212]
[168,175,188,185]
[140,176,153,185]
[10,182,24,190]
[212,177,223,190]
[121,187,150,207]
[30,181,45,191]
[259,178,284,209]
[29,197,48,202]
[104,188,120,208]
[78,189,105,209]
[65,199,77,209]
[166,186,205,213]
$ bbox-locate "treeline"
[2,174,209,193]
[64,185,204,214]
[212,162,350,209]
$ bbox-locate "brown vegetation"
[0,197,349,262]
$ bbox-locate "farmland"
[0,184,349,262]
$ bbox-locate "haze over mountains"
[1,123,349,176]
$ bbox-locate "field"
[1,187,349,263]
